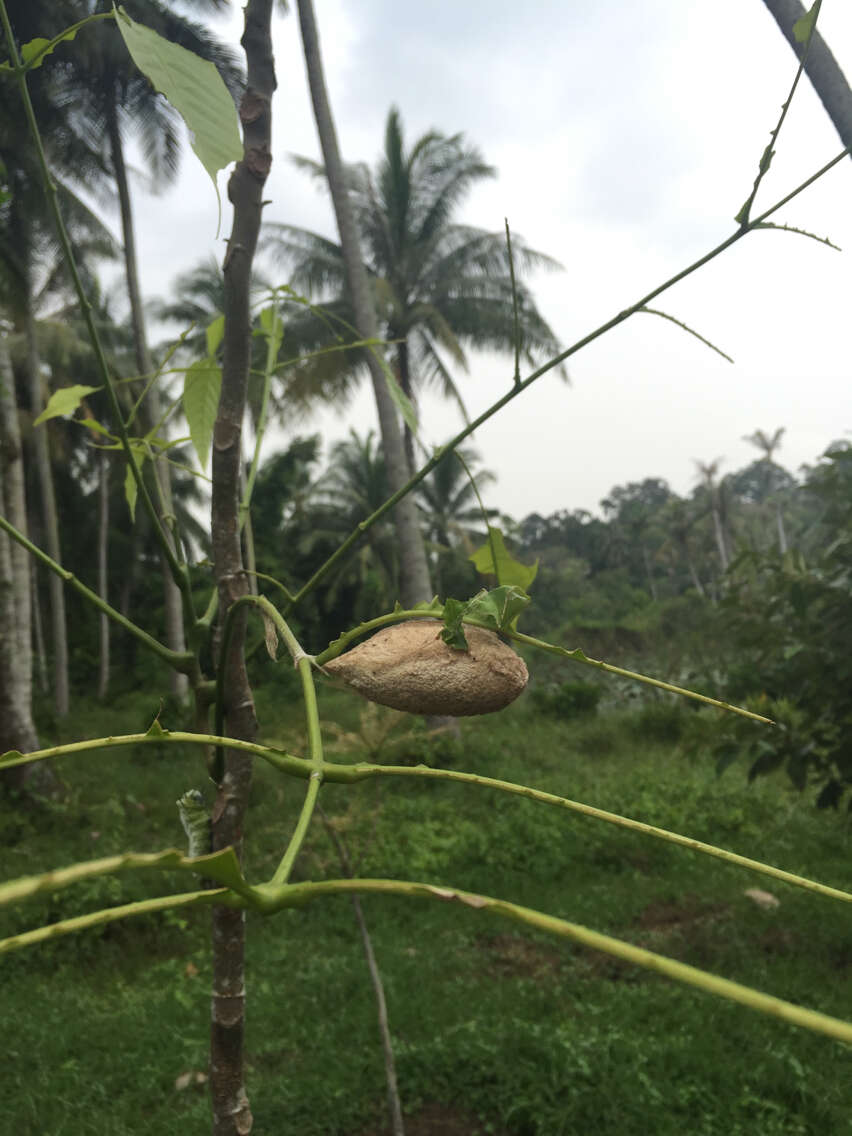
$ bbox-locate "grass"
[2,688,852,1135]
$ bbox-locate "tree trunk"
[296,0,432,608]
[22,282,69,717]
[31,560,48,693]
[106,100,188,701]
[0,327,57,793]
[97,447,110,699]
[208,4,275,1132]
[761,0,852,154]
[396,339,417,478]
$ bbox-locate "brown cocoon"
[323,620,528,716]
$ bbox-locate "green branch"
[251,877,852,1046]
[0,514,192,673]
[286,145,850,611]
[0,887,235,957]
[314,606,773,724]
[6,730,846,909]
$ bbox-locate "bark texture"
[297,0,432,608]
[208,3,275,1132]
[0,328,45,790]
[761,0,852,154]
[23,288,69,717]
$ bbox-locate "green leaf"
[123,444,147,523]
[33,384,100,426]
[205,313,225,358]
[183,358,221,469]
[469,527,538,592]
[375,352,418,436]
[145,717,169,739]
[439,586,531,649]
[114,5,242,231]
[440,597,469,650]
[793,3,818,44]
[78,417,115,439]
[466,585,531,632]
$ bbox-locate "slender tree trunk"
[761,0,852,154]
[97,448,110,699]
[106,101,188,701]
[775,500,788,555]
[31,561,48,693]
[396,339,417,478]
[208,5,274,1132]
[297,0,432,608]
[0,327,57,793]
[22,283,69,717]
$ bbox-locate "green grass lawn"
[2,689,851,1135]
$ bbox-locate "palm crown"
[265,106,565,461]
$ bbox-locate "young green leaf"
[205,313,225,358]
[440,597,469,650]
[469,527,538,592]
[183,358,221,470]
[793,2,818,45]
[123,444,147,523]
[33,384,100,426]
[113,5,242,230]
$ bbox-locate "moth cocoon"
[323,620,528,716]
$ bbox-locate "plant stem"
[319,805,405,1136]
[0,514,191,673]
[5,731,849,909]
[286,145,849,611]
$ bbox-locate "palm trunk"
[297,0,432,608]
[22,280,69,717]
[208,4,275,1131]
[775,500,788,555]
[97,448,110,699]
[396,339,417,478]
[761,0,852,154]
[0,326,56,793]
[31,561,48,693]
[106,100,188,701]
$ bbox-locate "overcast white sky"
[127,0,852,520]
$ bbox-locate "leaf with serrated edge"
[183,359,221,469]
[469,527,538,592]
[34,384,100,426]
[114,5,242,230]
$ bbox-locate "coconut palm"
[266,105,565,471]
[743,427,789,553]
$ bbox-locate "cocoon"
[323,620,528,716]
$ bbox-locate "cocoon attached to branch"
[323,620,528,716]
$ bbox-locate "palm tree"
[1,5,115,718]
[695,459,733,575]
[743,427,788,553]
[295,0,433,610]
[57,0,244,699]
[266,105,565,471]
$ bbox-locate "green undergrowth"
[2,689,851,1134]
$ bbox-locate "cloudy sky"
[127,1,852,520]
